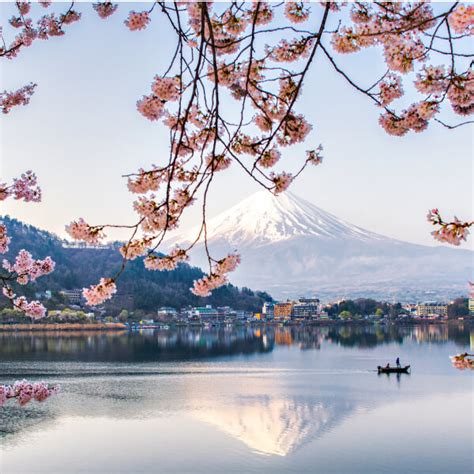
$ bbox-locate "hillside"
[1,217,272,312]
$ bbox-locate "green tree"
[339,310,352,320]
[118,309,129,322]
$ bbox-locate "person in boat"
[385,363,390,369]
[396,357,401,368]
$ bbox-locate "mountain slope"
[168,191,472,301]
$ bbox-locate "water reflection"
[194,395,356,456]
[0,323,472,472]
[0,323,470,364]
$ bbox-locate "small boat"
[377,365,410,374]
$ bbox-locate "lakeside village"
[0,288,472,330]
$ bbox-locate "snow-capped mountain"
[168,191,472,300]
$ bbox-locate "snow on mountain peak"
[173,190,387,247]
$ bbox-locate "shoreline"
[0,323,127,331]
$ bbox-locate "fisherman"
[385,363,390,369]
[396,357,401,368]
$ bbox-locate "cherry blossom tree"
[1,1,472,309]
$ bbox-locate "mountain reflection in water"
[0,323,472,473]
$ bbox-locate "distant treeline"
[326,297,469,319]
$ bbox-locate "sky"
[1,1,472,249]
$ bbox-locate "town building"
[469,298,474,316]
[292,298,321,320]
[157,307,178,322]
[60,289,83,305]
[273,302,293,321]
[191,305,225,322]
[416,302,448,319]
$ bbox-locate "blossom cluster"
[1,2,81,59]
[191,253,241,297]
[0,224,11,254]
[2,286,46,318]
[119,238,152,261]
[9,294,47,319]
[93,2,118,20]
[331,2,473,134]
[66,218,106,244]
[0,380,59,406]
[450,353,474,371]
[83,278,117,306]
[0,83,37,114]
[124,11,150,32]
[448,4,474,35]
[0,171,41,203]
[3,249,55,285]
[427,209,472,246]
[144,247,189,271]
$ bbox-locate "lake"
[0,323,472,473]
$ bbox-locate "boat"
[377,365,410,374]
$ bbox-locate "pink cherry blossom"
[144,247,189,271]
[215,253,241,274]
[414,65,447,95]
[151,76,181,102]
[0,225,11,254]
[0,83,37,114]
[206,153,232,172]
[270,172,293,194]
[127,168,164,194]
[13,296,47,319]
[93,2,118,19]
[136,95,165,121]
[2,249,54,285]
[125,11,150,32]
[66,218,105,244]
[2,286,15,300]
[331,27,361,54]
[277,114,312,146]
[448,4,474,35]
[83,278,117,306]
[270,38,313,63]
[12,171,41,202]
[285,2,310,24]
[119,238,151,260]
[379,74,404,105]
[0,380,59,406]
[447,71,474,116]
[258,148,281,169]
[60,10,82,25]
[191,273,227,297]
[306,146,324,166]
[450,353,474,370]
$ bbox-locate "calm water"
[0,323,472,473]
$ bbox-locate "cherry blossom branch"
[426,209,473,246]
[1,2,472,306]
[0,380,59,406]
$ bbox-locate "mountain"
[0,217,272,313]
[167,191,473,301]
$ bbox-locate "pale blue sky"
[1,2,472,248]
